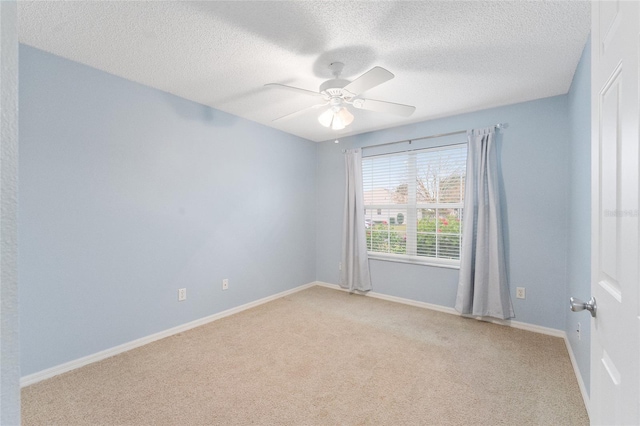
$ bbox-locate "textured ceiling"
[18,1,590,142]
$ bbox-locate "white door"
[590,1,640,424]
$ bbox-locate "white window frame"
[363,143,466,269]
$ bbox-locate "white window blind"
[362,143,467,266]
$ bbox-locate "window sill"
[367,253,460,270]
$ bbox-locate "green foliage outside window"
[366,214,461,259]
[366,224,406,254]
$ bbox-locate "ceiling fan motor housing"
[319,79,353,99]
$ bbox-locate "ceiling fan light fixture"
[318,108,334,128]
[318,106,354,130]
[336,107,354,126]
[331,115,345,130]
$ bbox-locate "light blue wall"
[317,95,572,330]
[19,45,317,376]
[566,37,591,395]
[19,40,591,382]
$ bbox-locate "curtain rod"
[341,123,508,153]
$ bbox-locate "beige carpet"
[22,286,588,425]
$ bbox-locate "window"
[362,143,467,267]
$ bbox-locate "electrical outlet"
[577,322,581,341]
[339,262,342,270]
[222,279,229,290]
[178,288,187,301]
[516,287,526,299]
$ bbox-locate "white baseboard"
[20,282,316,387]
[563,333,591,418]
[315,281,460,315]
[315,281,590,417]
[315,281,564,337]
[22,279,591,419]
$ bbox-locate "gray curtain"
[455,128,514,319]
[341,149,372,292]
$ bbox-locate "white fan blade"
[272,102,328,122]
[343,67,394,96]
[265,83,323,98]
[353,98,416,117]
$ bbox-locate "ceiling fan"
[265,62,416,131]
